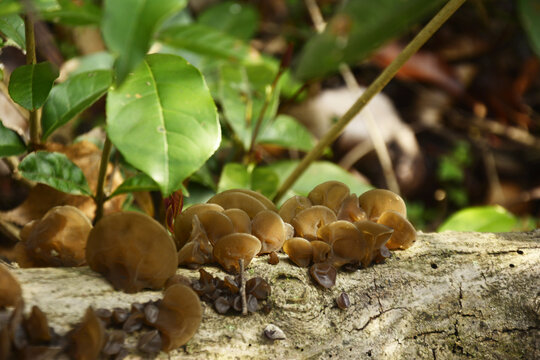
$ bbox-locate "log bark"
[8,231,540,359]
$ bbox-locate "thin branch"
[273,0,467,203]
[24,14,40,148]
[93,136,113,224]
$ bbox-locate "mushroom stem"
[93,136,113,224]
[239,259,247,316]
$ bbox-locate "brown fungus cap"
[290,205,337,241]
[207,191,267,218]
[223,208,251,233]
[213,233,261,273]
[173,203,224,250]
[252,210,289,254]
[68,307,105,360]
[311,240,332,264]
[221,189,277,212]
[0,264,22,308]
[308,181,350,213]
[319,221,367,268]
[358,189,406,221]
[337,194,367,222]
[86,212,177,293]
[377,210,417,250]
[196,210,234,246]
[278,195,312,223]
[154,284,202,352]
[354,220,393,267]
[283,237,313,267]
[20,205,92,267]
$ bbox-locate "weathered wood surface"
[9,231,540,359]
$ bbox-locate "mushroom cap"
[223,208,251,233]
[308,181,350,213]
[20,205,92,267]
[213,233,262,273]
[283,237,313,267]
[309,262,337,288]
[318,221,367,267]
[357,189,407,220]
[207,191,268,218]
[251,210,289,254]
[86,212,177,293]
[196,210,234,246]
[337,194,367,222]
[290,205,337,241]
[174,203,224,250]
[354,220,393,267]
[0,264,22,308]
[220,189,277,212]
[68,307,105,360]
[311,240,332,264]
[278,195,312,223]
[154,284,202,352]
[377,210,416,250]
[317,220,361,245]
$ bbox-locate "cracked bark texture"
[8,230,540,359]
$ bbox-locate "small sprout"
[309,263,337,289]
[264,324,286,340]
[336,292,350,310]
[283,237,313,267]
[86,212,177,293]
[207,191,268,218]
[252,210,290,254]
[291,205,337,240]
[213,233,261,273]
[308,180,350,213]
[173,203,224,250]
[377,210,416,250]
[278,195,312,223]
[0,264,22,308]
[358,189,407,221]
[223,208,251,233]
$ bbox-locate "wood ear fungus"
[377,210,417,250]
[358,189,407,221]
[213,233,262,273]
[283,237,313,267]
[291,205,337,241]
[308,180,350,213]
[0,264,22,308]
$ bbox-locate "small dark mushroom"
[264,324,286,340]
[23,306,51,343]
[86,212,177,293]
[309,262,337,289]
[246,277,271,300]
[213,233,261,273]
[336,292,350,310]
[283,237,313,267]
[153,284,202,352]
[268,251,279,265]
[214,296,231,314]
[68,307,104,360]
[102,330,125,356]
[137,330,162,354]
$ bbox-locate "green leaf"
[18,151,92,196]
[257,114,315,151]
[251,166,279,199]
[41,70,113,140]
[217,163,250,193]
[0,121,26,156]
[262,160,373,205]
[158,23,251,62]
[437,205,518,232]
[0,14,25,49]
[198,1,259,41]
[218,62,280,149]
[110,172,160,197]
[107,53,221,196]
[518,0,540,57]
[102,0,187,85]
[69,52,114,77]
[295,0,446,79]
[41,0,101,25]
[8,62,59,110]
[0,0,59,17]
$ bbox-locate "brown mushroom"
[251,210,290,254]
[213,233,262,273]
[207,191,267,218]
[290,205,337,241]
[377,210,417,250]
[278,195,312,223]
[86,212,177,293]
[282,237,313,267]
[309,262,337,288]
[0,264,22,308]
[177,215,215,268]
[23,306,51,343]
[319,221,367,267]
[311,240,332,264]
[357,189,407,221]
[196,210,234,245]
[223,208,251,233]
[173,203,224,250]
[354,220,393,267]
[153,284,202,352]
[20,205,92,267]
[68,307,104,360]
[308,181,350,213]
[337,194,367,222]
[220,189,277,212]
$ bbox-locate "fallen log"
[7,230,540,359]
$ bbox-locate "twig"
[24,14,40,148]
[239,258,247,316]
[2,157,35,188]
[93,136,113,224]
[273,0,467,203]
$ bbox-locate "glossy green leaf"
[8,62,59,110]
[251,166,279,199]
[18,151,92,196]
[110,172,160,197]
[257,114,315,151]
[107,53,221,196]
[198,1,259,41]
[69,52,114,76]
[158,23,251,62]
[0,14,25,49]
[218,62,280,149]
[41,0,101,25]
[217,163,250,193]
[262,160,373,205]
[0,121,26,156]
[0,0,59,17]
[102,0,187,85]
[437,206,518,233]
[518,0,540,57]
[295,0,446,79]
[41,70,113,140]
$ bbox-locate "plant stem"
[24,14,40,148]
[272,0,467,203]
[239,258,247,315]
[93,136,113,224]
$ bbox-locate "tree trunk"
[8,230,540,359]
